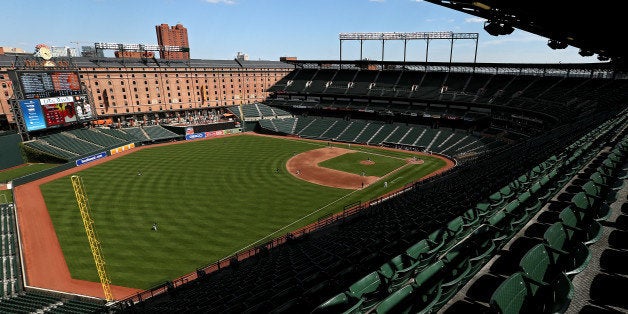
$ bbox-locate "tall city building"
[155,23,190,60]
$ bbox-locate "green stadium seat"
[543,222,592,277]
[373,285,414,314]
[489,192,505,210]
[466,225,498,280]
[426,228,450,256]
[571,191,611,222]
[490,267,573,314]
[499,186,515,200]
[503,200,527,231]
[378,239,440,293]
[517,174,531,189]
[348,271,390,311]
[490,272,535,313]
[461,208,481,230]
[486,211,515,247]
[509,179,522,192]
[475,202,492,219]
[559,206,603,245]
[518,244,574,313]
[312,292,363,314]
[374,260,445,314]
[434,244,472,310]
[405,240,437,264]
[445,216,467,243]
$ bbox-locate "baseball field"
[38,134,450,289]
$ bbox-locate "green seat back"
[349,271,385,297]
[462,208,479,227]
[543,222,570,255]
[405,240,431,260]
[519,244,555,294]
[589,172,606,186]
[490,272,531,314]
[374,285,414,314]
[446,216,464,236]
[530,182,541,195]
[313,292,357,314]
[517,191,531,204]
[570,192,593,211]
[500,186,514,198]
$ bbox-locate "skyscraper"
[155,23,190,60]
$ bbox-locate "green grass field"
[1,163,59,203]
[40,134,447,289]
[0,163,58,182]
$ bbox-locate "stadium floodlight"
[122,44,141,51]
[579,49,594,57]
[95,42,120,50]
[483,20,514,36]
[142,44,161,51]
[547,39,569,50]
[597,55,610,61]
[339,32,477,41]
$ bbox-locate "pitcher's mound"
[360,160,375,165]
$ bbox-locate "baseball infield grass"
[40,134,447,289]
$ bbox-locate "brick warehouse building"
[0,55,292,128]
[156,23,190,60]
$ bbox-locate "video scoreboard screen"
[19,71,82,99]
[19,95,93,132]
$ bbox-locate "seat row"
[489,133,627,313]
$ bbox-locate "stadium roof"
[0,55,292,69]
[424,0,626,65]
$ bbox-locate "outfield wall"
[0,133,25,170]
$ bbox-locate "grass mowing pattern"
[0,163,58,182]
[41,134,447,289]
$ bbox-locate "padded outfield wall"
[0,133,25,170]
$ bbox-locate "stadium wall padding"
[12,162,76,186]
[0,133,25,170]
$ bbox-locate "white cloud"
[465,17,486,23]
[410,0,423,2]
[204,0,235,4]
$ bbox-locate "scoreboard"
[19,71,82,99]
[18,95,92,132]
[9,66,96,134]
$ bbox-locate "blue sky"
[2,0,598,64]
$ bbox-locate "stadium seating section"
[5,66,628,313]
[0,204,106,313]
[258,116,504,158]
[268,68,627,123]
[23,126,180,162]
[117,95,627,313]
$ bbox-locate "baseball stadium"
[0,1,627,314]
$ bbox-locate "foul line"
[223,188,363,259]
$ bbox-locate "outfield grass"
[41,134,447,289]
[0,163,59,204]
[0,163,59,182]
